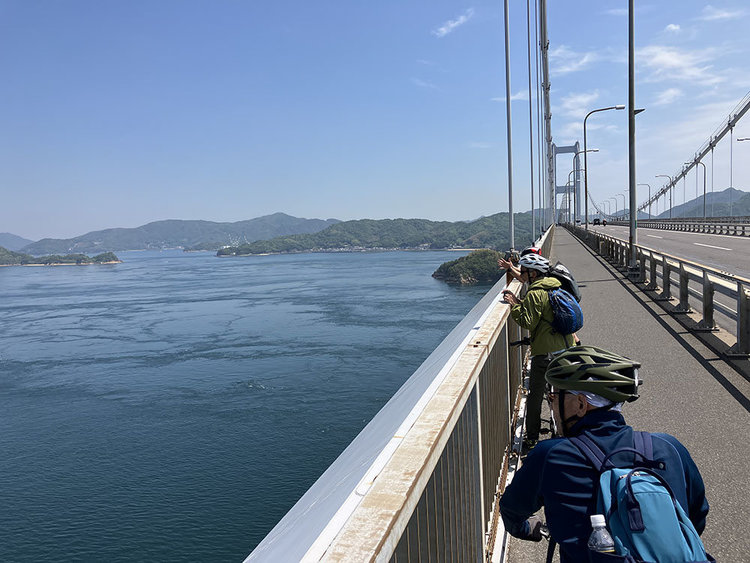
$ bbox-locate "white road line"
[693,242,732,251]
[646,234,663,239]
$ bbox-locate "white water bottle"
[587,514,615,553]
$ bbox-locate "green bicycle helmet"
[545,346,641,403]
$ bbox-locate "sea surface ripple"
[0,249,487,562]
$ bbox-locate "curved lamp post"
[572,148,597,224]
[685,161,707,218]
[583,105,625,229]
[656,174,673,219]
[637,183,651,217]
[616,193,627,220]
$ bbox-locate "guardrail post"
[727,282,750,357]
[637,249,646,283]
[655,256,672,301]
[695,271,719,332]
[674,263,691,313]
[645,251,658,291]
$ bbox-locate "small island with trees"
[0,247,121,267]
[432,249,506,285]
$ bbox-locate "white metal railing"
[571,226,750,357]
[246,227,554,562]
[619,217,750,237]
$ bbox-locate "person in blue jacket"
[498,346,709,562]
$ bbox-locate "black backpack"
[548,262,581,302]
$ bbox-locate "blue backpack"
[569,432,713,563]
[548,288,583,335]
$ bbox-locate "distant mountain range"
[0,233,34,251]
[20,213,340,255]
[595,188,750,220]
[654,187,750,219]
[217,213,534,256]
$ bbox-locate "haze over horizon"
[3,1,750,240]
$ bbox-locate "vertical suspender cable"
[711,147,715,217]
[535,0,543,236]
[526,0,535,242]
[539,0,553,229]
[503,0,515,250]
[730,127,734,217]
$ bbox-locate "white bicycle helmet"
[518,253,550,273]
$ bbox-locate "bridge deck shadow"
[508,227,749,563]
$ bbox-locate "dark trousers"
[526,355,550,441]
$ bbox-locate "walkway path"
[508,227,749,562]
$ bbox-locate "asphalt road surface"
[587,224,750,280]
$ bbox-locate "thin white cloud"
[411,77,438,90]
[491,90,533,103]
[432,8,475,38]
[602,5,656,17]
[637,45,723,86]
[549,45,599,76]
[665,23,681,33]
[416,59,436,66]
[698,5,746,21]
[654,88,684,106]
[558,90,601,119]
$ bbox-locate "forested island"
[0,247,120,266]
[217,213,533,256]
[432,249,506,284]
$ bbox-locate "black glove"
[526,515,544,542]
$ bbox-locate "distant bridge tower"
[552,142,581,223]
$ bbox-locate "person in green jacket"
[502,253,575,449]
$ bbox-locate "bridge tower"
[552,142,581,223]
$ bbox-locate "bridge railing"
[571,226,750,357]
[606,217,750,236]
[246,228,554,562]
[637,218,750,236]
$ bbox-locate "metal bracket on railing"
[727,281,750,357]
[674,263,691,313]
[695,271,719,332]
[654,256,673,301]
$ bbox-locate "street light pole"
[610,197,618,218]
[689,162,707,218]
[572,148,597,224]
[583,105,625,230]
[617,193,627,220]
[627,0,637,268]
[502,0,515,249]
[740,137,750,217]
[656,174,673,219]
[637,183,651,217]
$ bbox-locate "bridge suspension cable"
[639,90,750,212]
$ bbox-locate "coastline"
[219,247,481,258]
[0,260,122,268]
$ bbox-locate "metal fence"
[571,226,750,357]
[246,228,553,562]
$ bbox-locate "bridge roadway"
[507,228,749,562]
[588,224,750,279]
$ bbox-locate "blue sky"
[1,1,749,240]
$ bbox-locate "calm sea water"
[0,250,487,562]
